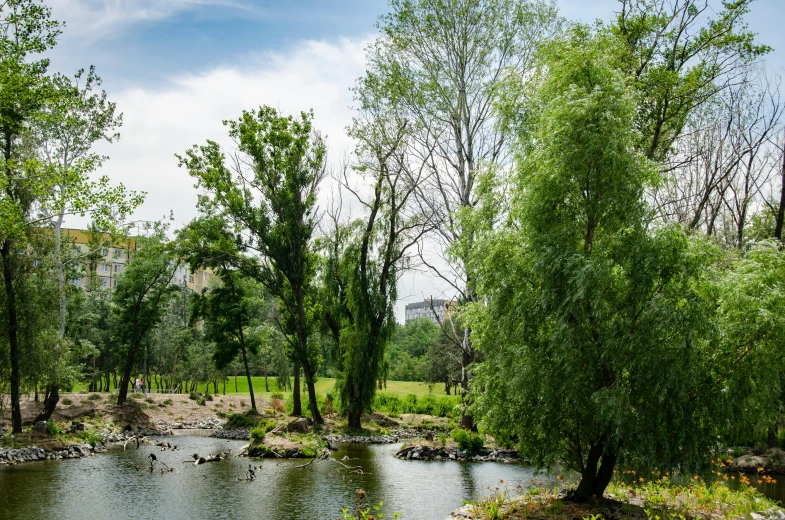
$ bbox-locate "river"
[0,436,551,520]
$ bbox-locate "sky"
[45,0,785,322]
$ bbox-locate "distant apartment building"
[63,228,212,292]
[404,298,457,325]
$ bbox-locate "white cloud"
[82,37,365,226]
[61,34,461,321]
[49,0,261,40]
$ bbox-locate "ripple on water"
[0,436,551,520]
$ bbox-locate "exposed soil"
[0,392,264,431]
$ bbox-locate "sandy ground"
[0,392,267,430]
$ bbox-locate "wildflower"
[557,475,564,480]
[693,476,699,480]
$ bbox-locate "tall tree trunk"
[1,242,23,433]
[459,328,474,430]
[240,335,256,411]
[37,211,67,423]
[768,423,779,449]
[34,385,59,423]
[292,361,302,416]
[117,342,136,404]
[302,358,323,425]
[775,133,785,241]
[573,440,618,501]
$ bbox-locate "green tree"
[112,225,178,404]
[33,66,143,420]
[178,106,327,424]
[613,0,770,161]
[468,28,722,500]
[715,241,785,449]
[192,269,259,411]
[322,84,429,429]
[368,0,560,429]
[0,0,60,433]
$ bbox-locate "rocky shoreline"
[211,429,251,440]
[0,426,172,466]
[396,444,521,463]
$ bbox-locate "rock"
[744,513,765,520]
[730,454,768,473]
[286,418,310,434]
[731,448,785,474]
[33,421,48,434]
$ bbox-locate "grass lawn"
[74,376,444,399]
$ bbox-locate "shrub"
[323,392,338,415]
[249,420,277,443]
[450,428,484,452]
[77,430,103,447]
[145,397,154,404]
[204,393,214,402]
[224,410,265,429]
[130,393,143,400]
[163,399,173,406]
[188,392,198,401]
[271,392,284,400]
[372,393,458,417]
[87,393,102,401]
[61,398,73,406]
[438,433,447,448]
[46,420,61,436]
[271,398,285,413]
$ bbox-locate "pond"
[0,436,553,520]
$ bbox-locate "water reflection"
[0,437,544,520]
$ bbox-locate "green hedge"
[373,393,458,417]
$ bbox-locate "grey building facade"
[404,299,451,325]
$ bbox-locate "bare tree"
[366,0,559,429]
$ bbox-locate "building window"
[113,249,121,258]
[114,264,120,272]
[102,248,109,257]
[102,264,109,272]
[102,279,108,287]
[113,280,117,287]
[71,278,80,286]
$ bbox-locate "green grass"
[74,376,441,399]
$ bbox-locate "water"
[0,437,550,520]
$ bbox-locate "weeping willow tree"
[466,27,728,500]
[323,70,430,429]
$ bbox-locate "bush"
[450,428,484,452]
[145,397,154,404]
[188,392,198,401]
[46,420,61,436]
[224,409,265,429]
[163,399,173,406]
[249,420,277,443]
[87,393,102,401]
[372,393,458,417]
[271,392,284,400]
[77,430,103,447]
[271,398,285,413]
[61,398,73,406]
